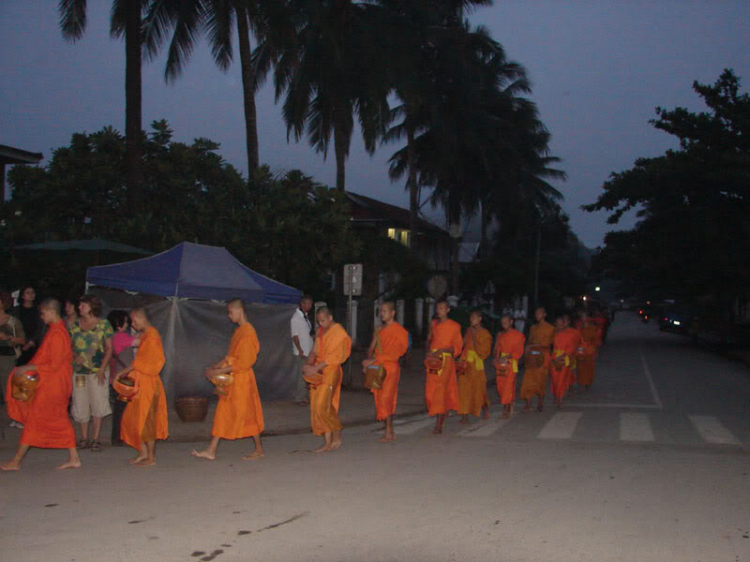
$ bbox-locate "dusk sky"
[2,1,749,248]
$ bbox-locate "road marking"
[688,415,741,446]
[459,417,513,437]
[396,417,435,435]
[639,352,663,408]
[619,413,655,442]
[565,402,662,409]
[538,412,582,439]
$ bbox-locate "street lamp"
[595,286,601,292]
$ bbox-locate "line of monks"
[1,297,604,471]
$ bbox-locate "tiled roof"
[345,191,447,235]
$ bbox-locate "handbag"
[363,334,386,390]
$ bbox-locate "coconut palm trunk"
[407,126,419,254]
[124,0,143,213]
[236,5,260,173]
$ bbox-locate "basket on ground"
[175,397,209,422]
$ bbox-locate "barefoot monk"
[457,309,492,424]
[362,301,409,442]
[425,299,463,435]
[494,314,525,419]
[192,299,264,461]
[116,307,167,467]
[520,307,555,413]
[1,299,81,471]
[549,315,580,407]
[303,307,351,453]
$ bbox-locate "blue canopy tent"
[86,241,299,304]
[86,242,303,401]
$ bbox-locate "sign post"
[343,264,362,387]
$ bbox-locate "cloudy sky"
[2,1,749,247]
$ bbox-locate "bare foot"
[242,450,265,460]
[314,444,331,453]
[129,455,147,465]
[521,405,531,413]
[500,412,511,420]
[537,403,544,413]
[459,416,469,425]
[56,460,81,470]
[379,435,396,443]
[133,458,156,467]
[0,461,21,471]
[431,428,442,435]
[329,441,342,451]
[483,409,490,420]
[191,449,216,460]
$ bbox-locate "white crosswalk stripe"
[395,417,435,435]
[538,412,583,439]
[619,413,655,442]
[458,417,513,437]
[688,415,742,446]
[381,412,745,448]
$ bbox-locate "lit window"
[400,230,410,247]
[388,228,396,240]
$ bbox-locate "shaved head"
[316,306,332,318]
[39,298,61,316]
[228,298,246,312]
[381,301,395,312]
[131,307,150,321]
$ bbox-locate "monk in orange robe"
[457,309,492,423]
[564,314,581,391]
[520,307,555,413]
[549,316,580,407]
[1,299,81,471]
[115,307,168,467]
[494,314,525,419]
[303,307,351,453]
[425,299,463,435]
[575,311,602,390]
[192,299,264,461]
[362,301,409,442]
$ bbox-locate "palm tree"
[59,0,150,213]
[143,1,286,175]
[255,0,390,191]
[380,0,494,254]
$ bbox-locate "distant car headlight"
[673,320,681,326]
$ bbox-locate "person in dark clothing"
[106,310,139,446]
[14,285,45,366]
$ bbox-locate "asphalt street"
[2,313,749,562]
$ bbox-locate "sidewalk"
[0,349,428,449]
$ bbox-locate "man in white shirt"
[290,295,314,405]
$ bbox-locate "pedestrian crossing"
[385,411,748,448]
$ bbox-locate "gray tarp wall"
[92,288,298,402]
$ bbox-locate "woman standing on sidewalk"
[69,295,113,452]
[0,294,25,403]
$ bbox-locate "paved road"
[2,313,750,562]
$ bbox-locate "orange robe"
[5,321,75,449]
[425,319,463,416]
[567,327,582,390]
[371,322,409,421]
[550,327,580,399]
[212,322,264,439]
[120,326,168,451]
[576,322,601,387]
[519,321,555,400]
[457,327,492,417]
[495,329,525,406]
[310,323,351,435]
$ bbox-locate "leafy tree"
[1,121,356,299]
[584,69,750,324]
[59,0,155,213]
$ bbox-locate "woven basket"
[175,397,209,423]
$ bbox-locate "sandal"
[90,440,102,452]
[77,439,90,450]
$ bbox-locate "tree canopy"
[584,69,750,319]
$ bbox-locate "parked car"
[659,306,693,334]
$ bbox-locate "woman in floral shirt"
[69,295,113,452]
